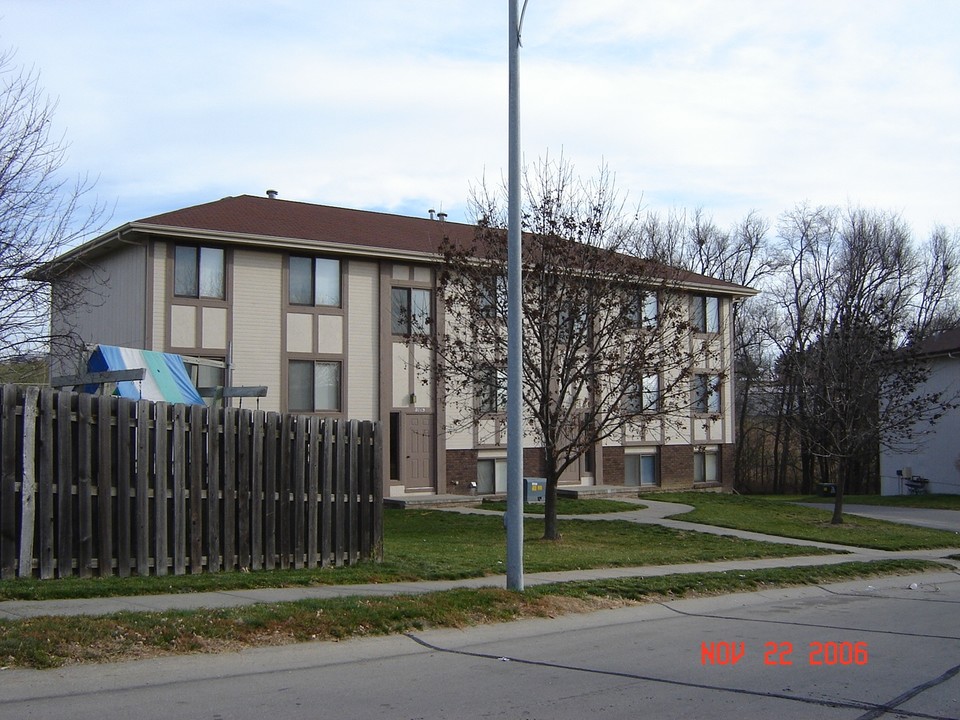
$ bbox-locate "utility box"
[524,477,546,503]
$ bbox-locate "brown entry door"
[404,413,435,491]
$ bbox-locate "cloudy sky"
[4,1,959,240]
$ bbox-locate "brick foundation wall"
[444,444,735,495]
[660,445,693,489]
[445,449,479,495]
[602,446,625,485]
[523,448,547,478]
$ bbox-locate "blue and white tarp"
[86,345,205,405]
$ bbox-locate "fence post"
[77,393,94,578]
[359,421,372,560]
[206,406,221,573]
[293,415,306,569]
[37,388,54,579]
[116,398,133,577]
[373,420,383,562]
[264,412,278,570]
[347,419,359,564]
[17,387,38,578]
[238,408,252,571]
[96,395,114,577]
[136,400,151,575]
[251,410,265,571]
[320,417,333,567]
[307,415,320,567]
[154,402,170,576]
[334,419,345,567]
[0,386,16,578]
[278,413,294,569]
[172,404,187,575]
[55,390,74,578]
[222,407,236,572]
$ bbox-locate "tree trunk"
[542,473,560,540]
[830,459,846,524]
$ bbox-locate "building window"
[694,446,720,483]
[175,246,225,299]
[694,374,721,414]
[479,276,507,318]
[183,358,225,406]
[288,360,341,412]
[627,373,660,414]
[625,451,658,486]
[476,459,496,494]
[478,365,507,413]
[692,295,720,333]
[476,457,505,494]
[392,287,432,335]
[289,256,341,307]
[629,291,658,328]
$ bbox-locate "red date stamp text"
[700,641,869,666]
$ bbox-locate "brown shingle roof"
[134,194,754,295]
[137,194,476,255]
[918,327,960,356]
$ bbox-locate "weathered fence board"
[172,404,187,575]
[0,385,383,580]
[38,388,54,579]
[77,393,94,578]
[96,394,113,576]
[116,399,132,577]
[2,387,18,577]
[17,387,38,578]
[154,402,169,577]
[251,410,264,571]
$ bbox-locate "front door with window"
[404,413,435,491]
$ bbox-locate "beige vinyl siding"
[231,248,282,412]
[347,260,379,419]
[51,241,149,375]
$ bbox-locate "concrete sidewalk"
[2,499,958,621]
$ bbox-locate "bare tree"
[0,49,105,363]
[770,206,958,521]
[421,158,700,540]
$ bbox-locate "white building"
[880,328,960,495]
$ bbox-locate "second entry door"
[404,413,435,491]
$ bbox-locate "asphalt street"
[1,500,958,719]
[1,570,958,720]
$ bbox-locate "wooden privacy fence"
[0,384,383,580]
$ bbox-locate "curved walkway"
[793,502,960,533]
[2,499,958,621]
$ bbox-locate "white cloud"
[2,0,958,236]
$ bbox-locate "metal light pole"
[505,0,528,591]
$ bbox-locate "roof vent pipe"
[437,211,447,222]
[428,208,436,220]
[266,189,278,199]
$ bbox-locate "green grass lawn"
[654,492,960,550]
[0,558,946,669]
[769,494,960,510]
[0,507,837,602]
[2,496,955,670]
